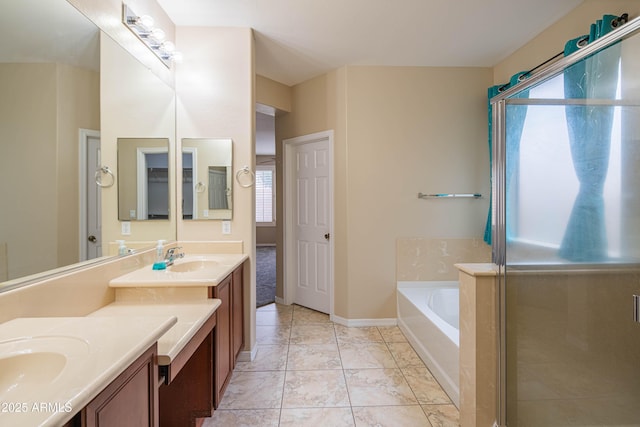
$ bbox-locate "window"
[509,68,623,260]
[255,166,275,225]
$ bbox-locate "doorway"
[283,130,334,315]
[79,129,102,261]
[256,107,277,307]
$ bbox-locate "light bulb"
[139,15,154,29]
[151,28,166,41]
[161,41,175,53]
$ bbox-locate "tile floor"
[202,303,459,427]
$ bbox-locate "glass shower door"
[499,24,640,426]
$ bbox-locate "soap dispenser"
[152,240,166,270]
[116,240,127,256]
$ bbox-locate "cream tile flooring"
[202,303,459,427]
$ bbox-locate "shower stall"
[491,16,640,426]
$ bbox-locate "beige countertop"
[88,300,221,365]
[109,253,248,288]
[0,316,176,427]
[455,263,498,277]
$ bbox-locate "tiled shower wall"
[396,238,491,281]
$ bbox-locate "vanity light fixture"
[123,3,181,67]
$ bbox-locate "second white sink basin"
[109,253,248,288]
[170,259,219,273]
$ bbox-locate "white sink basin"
[109,253,248,288]
[0,317,177,426]
[0,336,89,400]
[0,352,66,392]
[170,259,219,273]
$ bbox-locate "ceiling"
[157,0,583,86]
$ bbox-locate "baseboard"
[275,296,286,305]
[237,345,259,362]
[331,314,397,327]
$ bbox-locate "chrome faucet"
[164,247,185,266]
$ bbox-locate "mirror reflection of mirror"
[182,138,233,220]
[0,0,100,282]
[117,138,170,221]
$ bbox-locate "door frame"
[78,128,101,261]
[136,147,169,220]
[182,147,198,219]
[282,130,334,315]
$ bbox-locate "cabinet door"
[83,345,158,427]
[232,266,244,362]
[212,275,232,408]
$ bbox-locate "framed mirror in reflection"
[182,138,233,220]
[117,138,171,221]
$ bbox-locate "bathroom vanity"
[0,245,248,427]
[0,316,176,427]
[108,252,248,425]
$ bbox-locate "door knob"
[324,233,330,241]
[88,235,97,243]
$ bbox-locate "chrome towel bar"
[418,193,482,199]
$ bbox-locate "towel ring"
[235,166,255,188]
[95,166,115,188]
[195,182,206,193]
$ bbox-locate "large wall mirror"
[0,0,100,282]
[182,139,233,220]
[0,0,177,291]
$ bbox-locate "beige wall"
[0,63,99,279]
[56,64,101,267]
[256,75,292,113]
[494,0,640,84]
[100,34,177,246]
[175,26,257,351]
[278,66,492,319]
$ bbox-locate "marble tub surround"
[108,253,249,288]
[397,238,491,281]
[456,263,498,427]
[87,299,221,365]
[0,315,176,427]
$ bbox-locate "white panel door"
[293,138,331,313]
[86,134,102,260]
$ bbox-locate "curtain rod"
[498,13,629,92]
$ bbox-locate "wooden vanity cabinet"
[209,263,244,408]
[81,344,159,427]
